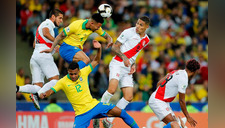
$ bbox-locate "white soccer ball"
[97,4,112,18]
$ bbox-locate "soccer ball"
[97,4,112,18]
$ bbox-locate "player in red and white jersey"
[148,59,200,128]
[99,16,151,127]
[16,9,64,110]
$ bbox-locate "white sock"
[107,97,130,123]
[19,84,41,93]
[101,91,113,103]
[37,80,58,96]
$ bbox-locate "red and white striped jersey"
[112,27,150,64]
[155,70,188,102]
[34,19,55,53]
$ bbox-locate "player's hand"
[187,116,197,127]
[93,40,101,49]
[40,49,52,53]
[123,58,131,67]
[39,93,46,99]
[106,41,113,49]
[128,64,136,75]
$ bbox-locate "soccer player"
[16,9,64,110]
[39,41,139,128]
[99,16,151,127]
[148,59,200,128]
[40,13,113,69]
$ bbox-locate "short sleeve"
[80,64,94,76]
[96,27,106,37]
[178,77,188,94]
[51,79,64,93]
[63,21,78,36]
[117,29,129,44]
[42,21,52,30]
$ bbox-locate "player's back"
[154,70,188,102]
[34,19,55,54]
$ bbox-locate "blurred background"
[16,0,208,127]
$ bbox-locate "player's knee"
[124,95,133,102]
[170,121,180,128]
[107,88,116,95]
[83,57,90,64]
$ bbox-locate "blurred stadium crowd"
[16,0,208,105]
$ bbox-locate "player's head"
[67,61,80,81]
[49,9,64,27]
[135,16,150,34]
[89,13,104,31]
[185,59,200,78]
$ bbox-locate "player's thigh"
[107,106,122,117]
[121,87,134,101]
[38,55,59,80]
[30,58,45,83]
[73,50,90,63]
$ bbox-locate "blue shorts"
[59,42,82,63]
[73,102,116,128]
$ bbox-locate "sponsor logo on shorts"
[166,107,169,111]
[116,73,120,77]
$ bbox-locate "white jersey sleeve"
[177,73,188,94]
[117,29,129,44]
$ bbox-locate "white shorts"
[30,51,59,83]
[109,60,133,88]
[148,92,175,121]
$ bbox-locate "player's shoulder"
[123,27,135,33]
[176,70,188,81]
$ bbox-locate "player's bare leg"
[72,50,90,69]
[162,114,180,128]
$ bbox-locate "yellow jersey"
[62,19,106,50]
[51,64,99,116]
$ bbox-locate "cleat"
[30,93,40,110]
[102,118,114,128]
[93,119,100,128]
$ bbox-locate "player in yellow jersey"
[39,40,139,128]
[41,13,113,69]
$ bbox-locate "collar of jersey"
[67,74,80,82]
[82,19,89,30]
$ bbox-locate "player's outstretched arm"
[90,40,102,69]
[179,92,197,127]
[40,31,66,53]
[112,41,130,67]
[103,32,113,49]
[39,89,55,99]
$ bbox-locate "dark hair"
[91,13,104,24]
[139,16,150,25]
[68,61,79,70]
[50,98,57,103]
[186,59,200,72]
[49,9,64,18]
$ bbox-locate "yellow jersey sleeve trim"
[51,87,57,93]
[101,31,106,37]
[89,64,94,71]
[63,28,67,36]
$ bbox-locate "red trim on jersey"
[155,70,178,102]
[35,27,53,48]
[114,36,149,62]
[155,87,176,102]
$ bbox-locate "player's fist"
[39,93,46,99]
[93,40,101,49]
